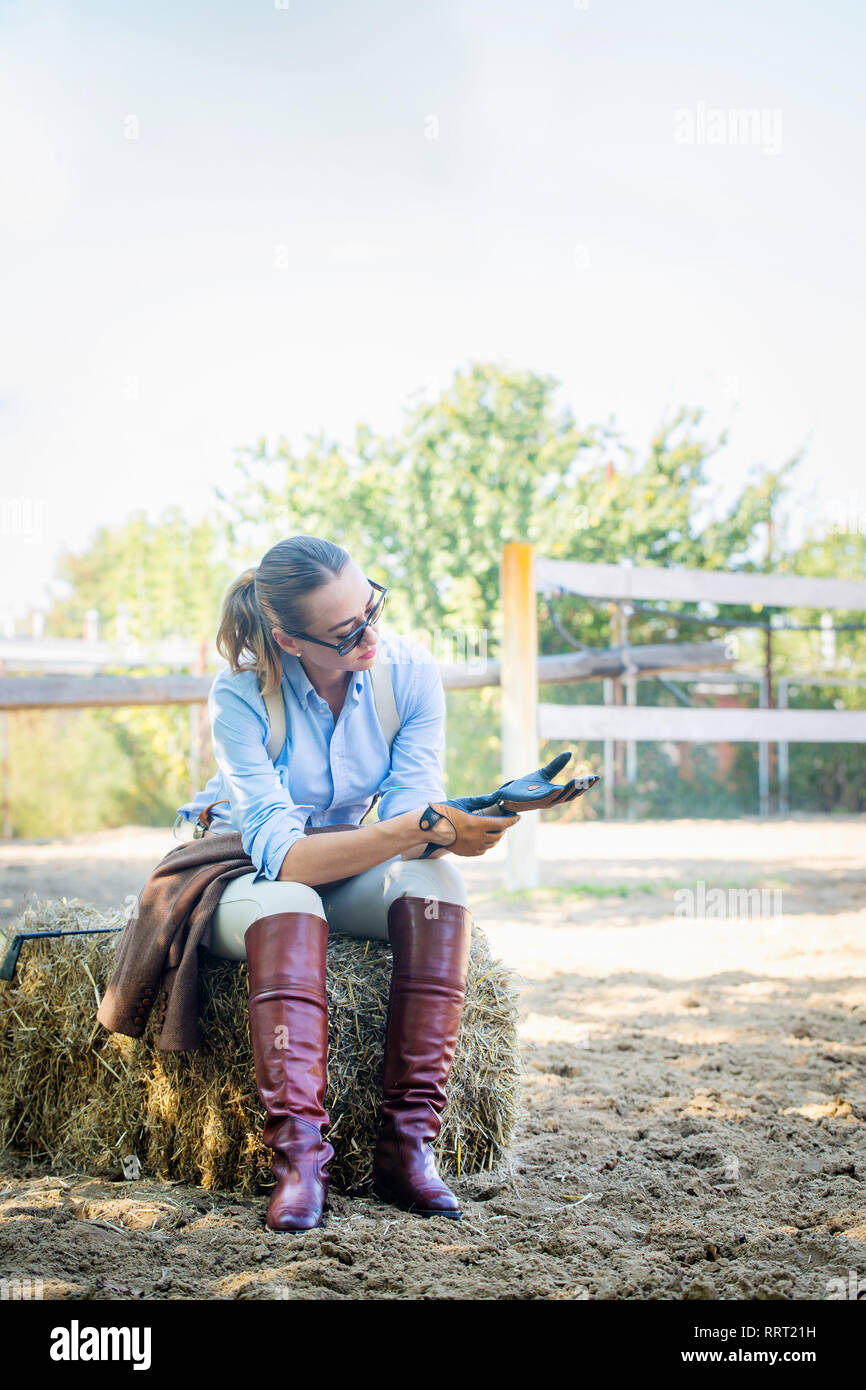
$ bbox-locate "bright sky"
[2,0,864,624]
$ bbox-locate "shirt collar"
[281,650,365,711]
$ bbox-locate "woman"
[173,535,518,1233]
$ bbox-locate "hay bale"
[0,898,522,1195]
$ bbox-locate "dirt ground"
[1,817,864,1301]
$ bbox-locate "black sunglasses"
[281,580,388,656]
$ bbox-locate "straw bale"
[0,898,521,1195]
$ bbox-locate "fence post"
[610,603,625,792]
[603,678,615,819]
[197,640,210,784]
[758,675,770,816]
[188,703,201,799]
[778,677,789,817]
[621,603,638,815]
[500,542,538,891]
[0,659,9,838]
[188,640,210,797]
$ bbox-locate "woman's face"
[271,561,381,677]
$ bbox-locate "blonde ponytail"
[215,566,284,695]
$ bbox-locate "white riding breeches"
[206,853,470,960]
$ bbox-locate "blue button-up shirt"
[175,626,447,882]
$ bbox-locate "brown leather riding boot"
[372,894,472,1218]
[245,911,334,1232]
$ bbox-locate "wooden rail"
[539,704,866,743]
[536,558,866,610]
[0,643,733,710]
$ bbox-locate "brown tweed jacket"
[95,826,358,1052]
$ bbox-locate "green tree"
[214,363,814,806]
[48,507,233,643]
[13,509,234,837]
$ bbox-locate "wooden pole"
[764,619,776,816]
[602,677,615,819]
[537,703,866,741]
[620,604,638,814]
[625,668,637,817]
[535,556,866,610]
[0,711,8,840]
[778,677,789,816]
[767,514,774,815]
[759,669,770,817]
[198,641,211,781]
[0,659,9,839]
[500,542,538,891]
[188,703,200,801]
[0,674,214,709]
[610,603,625,791]
[191,639,210,797]
[0,642,734,708]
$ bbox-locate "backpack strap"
[362,650,400,824]
[262,684,286,762]
[370,649,400,752]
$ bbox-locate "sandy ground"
[1,817,864,1301]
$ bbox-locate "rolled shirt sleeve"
[375,654,447,822]
[209,680,314,883]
